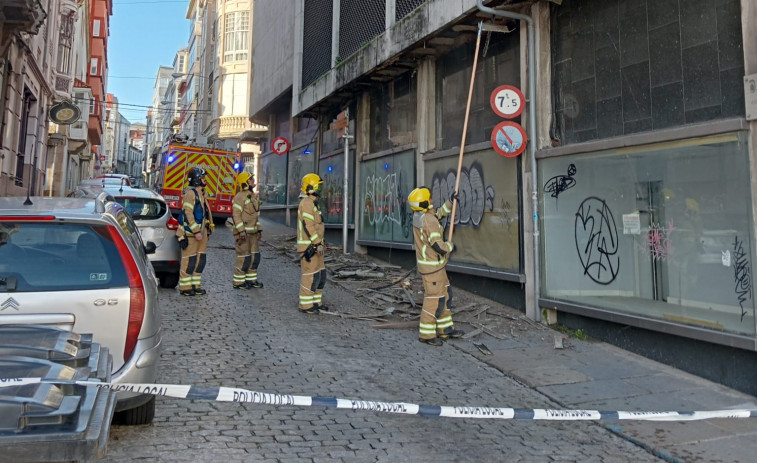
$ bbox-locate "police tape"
[3,377,756,422]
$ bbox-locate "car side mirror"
[144,241,157,255]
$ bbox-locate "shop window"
[359,149,415,244]
[540,132,755,336]
[436,31,520,151]
[287,145,316,206]
[424,149,520,273]
[369,72,417,152]
[551,0,744,145]
[318,149,355,225]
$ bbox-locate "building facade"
[250,0,757,394]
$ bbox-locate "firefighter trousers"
[179,230,208,291]
[233,232,260,287]
[299,251,326,311]
[418,270,456,340]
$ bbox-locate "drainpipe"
[475,0,540,322]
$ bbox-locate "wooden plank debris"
[372,321,418,330]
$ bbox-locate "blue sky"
[108,0,189,125]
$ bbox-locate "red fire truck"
[153,142,242,223]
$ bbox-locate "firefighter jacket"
[413,200,454,275]
[178,187,213,237]
[297,194,325,252]
[232,189,262,237]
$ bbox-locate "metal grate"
[302,0,333,89]
[396,0,426,21]
[338,0,386,61]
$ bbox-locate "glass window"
[259,152,287,206]
[113,197,167,221]
[90,58,98,75]
[359,149,415,244]
[92,19,100,37]
[0,223,128,292]
[287,146,316,206]
[436,32,520,150]
[224,12,249,62]
[370,72,417,152]
[540,132,755,336]
[318,150,354,225]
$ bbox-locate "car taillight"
[166,216,179,230]
[107,225,145,362]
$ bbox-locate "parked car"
[0,193,162,425]
[78,177,129,188]
[68,184,181,289]
[96,173,132,186]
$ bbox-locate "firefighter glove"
[238,232,247,241]
[450,190,459,203]
[316,243,324,254]
[178,237,189,250]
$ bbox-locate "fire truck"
[153,142,242,223]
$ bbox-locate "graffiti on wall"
[322,174,345,221]
[431,162,495,228]
[574,197,620,285]
[732,235,753,322]
[363,170,413,239]
[544,164,577,200]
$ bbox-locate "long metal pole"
[447,22,483,241]
[475,0,540,321]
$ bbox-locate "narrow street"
[105,222,659,463]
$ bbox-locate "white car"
[0,193,162,425]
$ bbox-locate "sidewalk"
[259,217,757,463]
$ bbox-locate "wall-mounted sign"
[272,137,290,155]
[491,121,527,157]
[49,101,81,125]
[99,155,106,162]
[490,85,524,119]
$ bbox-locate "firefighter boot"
[419,337,444,346]
[245,281,264,289]
[180,289,195,296]
[440,328,465,339]
[193,286,207,295]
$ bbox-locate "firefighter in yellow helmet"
[409,186,464,346]
[297,173,327,314]
[232,172,264,289]
[176,167,214,296]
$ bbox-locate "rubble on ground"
[263,234,550,343]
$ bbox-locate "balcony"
[217,116,267,138]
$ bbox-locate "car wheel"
[113,396,155,426]
[160,272,180,288]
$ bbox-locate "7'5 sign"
[490,85,525,119]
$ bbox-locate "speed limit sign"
[490,85,525,119]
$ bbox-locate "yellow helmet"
[408,187,431,212]
[301,173,323,195]
[237,172,253,189]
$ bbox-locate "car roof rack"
[94,191,113,213]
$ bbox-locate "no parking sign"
[491,121,527,158]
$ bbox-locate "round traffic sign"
[99,155,106,162]
[490,85,525,119]
[272,137,290,155]
[491,121,527,157]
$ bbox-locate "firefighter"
[176,167,214,296]
[297,173,327,314]
[408,187,464,346]
[232,172,264,289]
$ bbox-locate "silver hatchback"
[0,193,162,425]
[69,184,181,289]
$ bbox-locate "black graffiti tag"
[431,162,495,229]
[574,197,619,285]
[732,236,752,322]
[544,164,577,199]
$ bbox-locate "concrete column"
[352,91,370,254]
[332,0,340,65]
[742,0,757,325]
[416,57,436,185]
[292,0,305,116]
[386,0,395,30]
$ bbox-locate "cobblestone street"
[104,223,661,463]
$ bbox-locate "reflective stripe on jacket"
[412,201,453,275]
[297,195,324,252]
[232,190,262,236]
